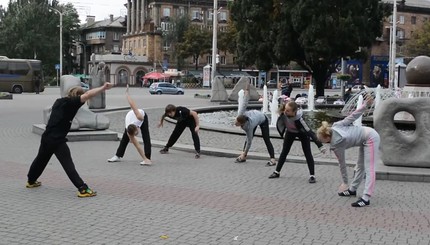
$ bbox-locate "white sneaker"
[140,160,152,166]
[107,155,121,162]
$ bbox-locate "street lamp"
[50,7,71,84]
[389,0,398,89]
[210,0,218,87]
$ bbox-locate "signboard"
[55,64,60,70]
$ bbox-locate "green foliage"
[162,15,190,70]
[176,25,212,70]
[0,0,80,77]
[230,0,385,96]
[405,21,430,57]
[337,74,351,81]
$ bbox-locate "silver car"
[149,82,184,95]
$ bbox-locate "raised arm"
[126,85,144,121]
[238,84,250,116]
[337,95,373,126]
[80,82,113,103]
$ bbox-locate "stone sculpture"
[210,76,229,102]
[374,55,430,168]
[43,75,110,131]
[228,77,260,101]
[88,60,107,109]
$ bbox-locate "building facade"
[122,0,232,73]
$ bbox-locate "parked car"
[266,80,278,88]
[149,82,184,95]
[351,84,369,93]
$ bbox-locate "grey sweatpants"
[349,129,380,197]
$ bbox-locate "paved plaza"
[1,87,430,245]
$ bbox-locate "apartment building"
[122,0,231,72]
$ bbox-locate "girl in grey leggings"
[317,96,380,207]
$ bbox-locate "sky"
[0,0,127,23]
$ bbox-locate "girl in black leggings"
[268,101,326,183]
[158,104,201,159]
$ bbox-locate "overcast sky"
[0,0,127,23]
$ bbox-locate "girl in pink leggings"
[317,96,380,207]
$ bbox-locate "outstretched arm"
[129,133,151,162]
[126,85,144,121]
[238,84,250,115]
[80,82,113,103]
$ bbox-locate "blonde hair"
[317,121,332,141]
[67,86,84,97]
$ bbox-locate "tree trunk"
[194,56,198,71]
[312,67,331,97]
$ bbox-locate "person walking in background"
[317,95,379,207]
[158,104,201,159]
[235,83,276,166]
[108,85,152,165]
[26,82,113,198]
[268,101,326,183]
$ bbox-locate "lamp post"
[389,0,398,89]
[50,8,71,84]
[210,0,218,87]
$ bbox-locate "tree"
[230,0,275,73]
[176,25,211,71]
[0,0,80,78]
[163,15,190,71]
[405,21,430,57]
[230,0,386,96]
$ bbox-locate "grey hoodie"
[331,104,368,184]
[238,94,267,154]
[276,109,323,148]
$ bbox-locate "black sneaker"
[195,153,200,159]
[351,198,370,207]
[159,147,169,154]
[266,160,276,167]
[338,189,357,196]
[268,172,280,179]
[308,176,316,183]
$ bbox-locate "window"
[113,32,120,40]
[191,10,201,21]
[207,55,212,64]
[0,61,7,74]
[85,31,106,40]
[113,45,119,52]
[178,7,185,16]
[399,15,405,24]
[9,62,30,75]
[398,30,405,39]
[411,16,416,25]
[220,56,226,65]
[219,11,227,22]
[163,8,170,17]
[207,9,213,20]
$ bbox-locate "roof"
[81,16,126,29]
[382,0,430,9]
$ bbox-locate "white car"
[351,85,369,92]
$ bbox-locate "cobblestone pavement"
[1,88,430,245]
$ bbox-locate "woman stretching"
[317,96,380,207]
[269,101,325,183]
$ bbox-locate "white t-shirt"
[125,109,145,128]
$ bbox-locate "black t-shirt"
[42,96,84,143]
[170,106,192,122]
